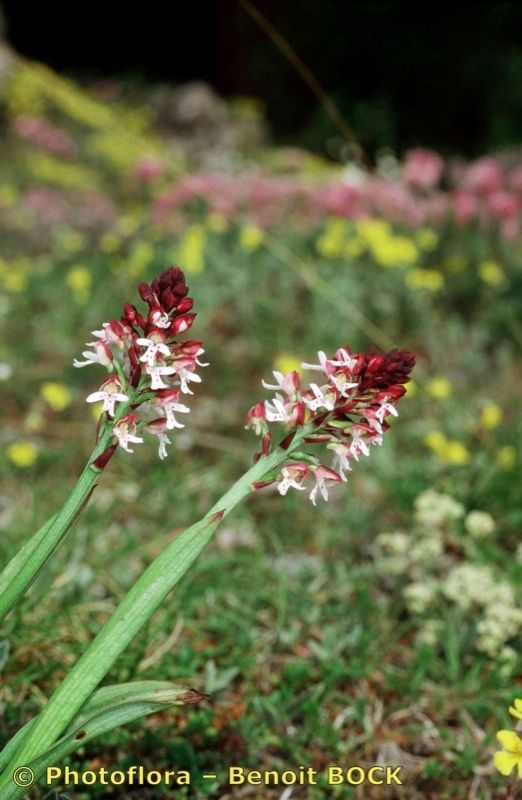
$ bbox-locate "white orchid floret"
[176,366,202,395]
[137,334,171,367]
[277,463,309,496]
[301,348,359,376]
[151,309,171,328]
[329,370,359,398]
[303,382,336,412]
[308,465,341,506]
[366,415,384,435]
[146,419,172,460]
[194,348,209,367]
[262,371,287,392]
[112,414,144,453]
[262,370,300,399]
[332,347,359,370]
[86,376,129,417]
[348,424,372,461]
[145,361,176,390]
[265,394,294,423]
[91,321,128,349]
[73,340,113,369]
[301,350,331,374]
[154,390,190,430]
[91,323,110,340]
[375,396,399,424]
[327,441,352,481]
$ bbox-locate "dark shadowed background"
[2,0,522,157]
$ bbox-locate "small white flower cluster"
[414,488,464,528]
[442,564,522,657]
[464,509,496,539]
[442,563,514,609]
[403,581,438,614]
[373,489,519,666]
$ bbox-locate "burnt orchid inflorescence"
[246,346,415,504]
[74,266,207,462]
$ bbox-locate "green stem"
[0,433,306,791]
[0,427,113,624]
[0,514,57,600]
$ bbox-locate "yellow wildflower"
[479,260,505,286]
[274,354,301,375]
[497,446,516,471]
[7,441,38,468]
[53,227,86,255]
[66,266,91,304]
[98,233,121,254]
[406,268,444,291]
[239,224,264,252]
[509,699,522,720]
[480,402,502,430]
[424,431,447,453]
[40,382,72,412]
[355,218,391,243]
[316,218,347,258]
[369,236,418,268]
[175,224,206,274]
[3,271,28,293]
[494,730,522,778]
[440,440,470,465]
[427,377,453,399]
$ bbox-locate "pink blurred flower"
[509,166,522,192]
[402,148,444,190]
[135,155,165,183]
[486,190,520,221]
[12,116,76,158]
[453,190,478,225]
[315,182,365,219]
[464,157,503,194]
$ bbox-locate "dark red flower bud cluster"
[357,348,416,392]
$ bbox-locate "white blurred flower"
[404,581,437,614]
[414,489,464,529]
[464,510,496,538]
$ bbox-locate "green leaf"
[0,681,204,800]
